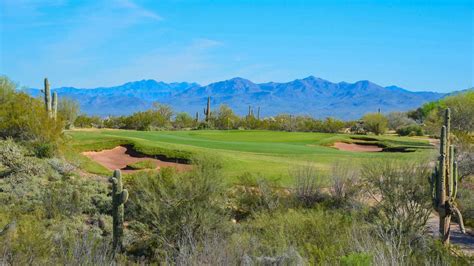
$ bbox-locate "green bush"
[396,124,423,136]
[31,141,57,158]
[0,76,64,146]
[340,252,372,266]
[362,113,388,135]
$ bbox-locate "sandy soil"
[82,146,191,173]
[427,214,474,256]
[333,142,383,152]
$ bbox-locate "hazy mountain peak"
[24,76,447,119]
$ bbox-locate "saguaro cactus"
[429,108,465,245]
[203,96,211,121]
[52,91,58,120]
[43,78,52,118]
[257,106,261,120]
[195,111,199,122]
[109,169,129,252]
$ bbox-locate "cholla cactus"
[43,78,52,118]
[109,169,129,252]
[429,108,465,245]
[203,96,211,121]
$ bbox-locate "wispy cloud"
[94,38,223,86]
[2,0,166,88]
[115,0,163,21]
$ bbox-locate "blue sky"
[0,0,472,92]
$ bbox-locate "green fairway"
[67,129,435,185]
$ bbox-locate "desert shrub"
[291,165,326,207]
[396,124,424,136]
[330,161,361,208]
[0,77,63,154]
[454,132,474,180]
[174,112,196,129]
[47,158,76,177]
[361,160,432,256]
[350,223,469,265]
[228,174,285,220]
[457,176,474,227]
[442,90,474,133]
[0,139,47,204]
[125,155,228,261]
[31,141,58,158]
[239,208,354,264]
[41,179,104,219]
[74,114,103,128]
[339,252,372,266]
[362,113,388,135]
[0,138,32,175]
[0,211,115,265]
[387,112,415,130]
[0,87,62,142]
[57,97,80,129]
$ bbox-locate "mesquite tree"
[429,108,465,245]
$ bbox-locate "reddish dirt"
[82,146,191,173]
[333,142,383,152]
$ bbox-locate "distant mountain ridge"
[23,76,447,120]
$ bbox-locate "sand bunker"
[333,142,383,152]
[82,146,191,173]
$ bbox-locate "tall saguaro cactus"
[52,91,58,120]
[203,96,211,121]
[109,169,129,252]
[429,108,465,245]
[43,78,52,118]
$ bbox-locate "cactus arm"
[452,162,458,199]
[120,189,129,204]
[429,168,437,207]
[447,145,454,198]
[452,206,466,234]
[52,91,58,120]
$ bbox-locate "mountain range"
[23,76,447,120]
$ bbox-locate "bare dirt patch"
[333,142,383,152]
[82,146,191,173]
[427,214,474,256]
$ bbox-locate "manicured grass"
[127,160,157,170]
[66,129,435,185]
